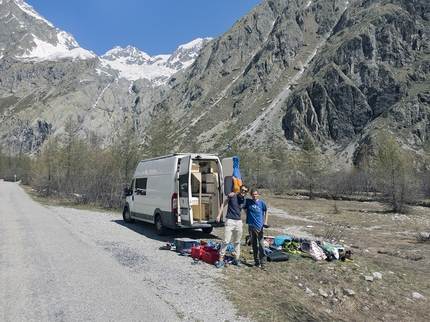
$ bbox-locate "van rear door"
[178,155,192,226]
[221,157,235,221]
[221,157,234,195]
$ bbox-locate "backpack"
[274,235,292,246]
[310,241,327,261]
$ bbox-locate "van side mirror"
[123,188,133,197]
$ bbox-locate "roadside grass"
[215,190,430,322]
[21,184,114,213]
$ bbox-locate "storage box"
[203,182,216,194]
[174,238,200,253]
[202,173,214,182]
[191,197,199,205]
[192,203,210,221]
[202,248,220,264]
[191,246,204,260]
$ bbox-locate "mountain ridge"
[1,0,430,170]
[1,0,209,84]
[99,38,212,84]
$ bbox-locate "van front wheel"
[123,208,134,223]
[155,215,168,236]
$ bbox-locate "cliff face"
[1,0,430,168]
[282,0,430,150]
[152,0,351,150]
[0,56,152,152]
[150,0,430,166]
[167,0,430,163]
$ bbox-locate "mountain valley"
[0,0,429,170]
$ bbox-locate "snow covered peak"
[167,37,212,70]
[101,45,152,63]
[19,32,96,62]
[6,0,95,62]
[17,28,95,62]
[100,38,212,85]
[57,30,80,50]
[178,38,212,51]
[5,1,211,85]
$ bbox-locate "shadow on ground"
[112,219,222,244]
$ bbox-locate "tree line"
[1,117,429,213]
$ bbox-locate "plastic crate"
[191,246,204,260]
[202,249,220,264]
[174,238,200,253]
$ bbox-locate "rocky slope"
[282,0,430,165]
[149,0,430,166]
[1,0,429,168]
[0,0,208,154]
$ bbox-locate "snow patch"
[18,35,95,61]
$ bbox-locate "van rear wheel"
[202,227,213,234]
[155,215,168,236]
[123,208,134,223]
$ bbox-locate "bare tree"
[297,134,327,199]
[143,112,177,158]
[374,131,419,213]
[111,119,142,185]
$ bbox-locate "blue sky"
[25,0,262,56]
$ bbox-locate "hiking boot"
[254,263,261,268]
[233,259,242,267]
[260,265,267,271]
[215,260,224,268]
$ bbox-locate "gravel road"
[0,182,251,322]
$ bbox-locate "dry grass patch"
[217,190,430,322]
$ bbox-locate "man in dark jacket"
[215,184,249,267]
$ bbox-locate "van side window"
[135,178,147,195]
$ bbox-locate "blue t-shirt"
[225,193,246,220]
[245,199,267,228]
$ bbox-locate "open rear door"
[221,157,234,196]
[221,157,234,221]
[178,155,192,226]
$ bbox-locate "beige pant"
[219,218,243,260]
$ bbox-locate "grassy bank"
[214,190,430,322]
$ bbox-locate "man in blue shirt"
[215,184,249,267]
[245,189,269,271]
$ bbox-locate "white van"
[123,153,230,235]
